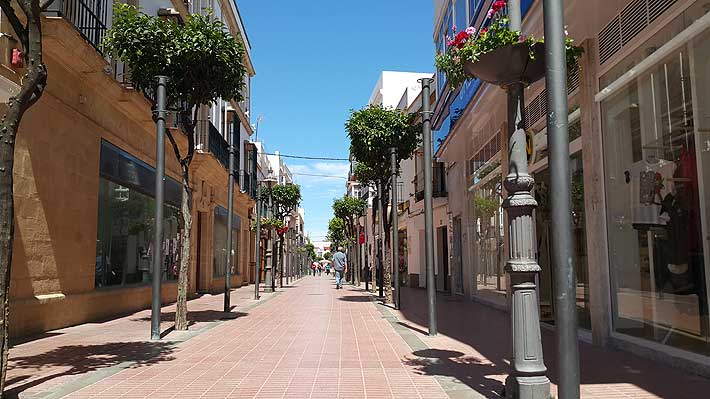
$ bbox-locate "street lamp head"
[264,168,277,188]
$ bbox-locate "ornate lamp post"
[263,168,277,293]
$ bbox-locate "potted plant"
[435,0,582,88]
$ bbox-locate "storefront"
[599,2,710,356]
[95,140,182,288]
[468,138,506,307]
[530,113,592,330]
[213,205,241,278]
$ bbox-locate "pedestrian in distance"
[333,246,348,289]
[325,262,331,276]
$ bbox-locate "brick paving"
[6,282,281,399]
[7,277,451,399]
[8,277,710,399]
[390,286,710,399]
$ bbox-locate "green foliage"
[262,184,302,220]
[303,240,317,261]
[353,163,379,187]
[346,105,420,180]
[474,196,499,219]
[104,3,247,108]
[333,196,367,220]
[332,196,366,240]
[326,217,347,249]
[435,11,583,89]
[323,252,332,261]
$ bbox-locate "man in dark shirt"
[333,246,348,289]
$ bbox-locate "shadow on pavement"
[338,296,372,302]
[5,341,176,398]
[405,348,504,399]
[396,286,710,399]
[131,310,248,327]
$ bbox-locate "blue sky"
[240,1,435,241]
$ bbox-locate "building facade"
[6,0,258,338]
[433,0,710,374]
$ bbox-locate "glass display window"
[533,152,591,329]
[95,179,180,288]
[213,206,240,277]
[600,8,710,354]
[470,170,506,305]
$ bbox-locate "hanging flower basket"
[435,0,583,89]
[462,41,546,86]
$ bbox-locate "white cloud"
[290,162,350,187]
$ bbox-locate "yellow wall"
[8,18,254,338]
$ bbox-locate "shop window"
[600,13,710,354]
[213,205,240,277]
[470,174,506,305]
[534,153,591,329]
[95,141,182,288]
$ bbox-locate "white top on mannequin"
[627,156,676,226]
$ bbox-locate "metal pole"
[377,187,384,299]
[503,1,550,397]
[544,0,580,397]
[254,184,262,300]
[355,219,361,286]
[278,233,283,288]
[224,118,236,313]
[150,76,168,341]
[264,190,274,293]
[390,148,400,309]
[363,201,369,292]
[419,77,437,336]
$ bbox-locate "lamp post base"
[264,267,274,293]
[505,375,551,399]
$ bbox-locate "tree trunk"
[175,164,192,330]
[0,0,48,390]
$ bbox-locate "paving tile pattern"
[390,286,710,399]
[11,277,449,399]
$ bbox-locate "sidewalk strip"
[17,290,283,399]
[373,299,490,399]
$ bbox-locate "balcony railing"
[195,120,229,169]
[47,0,110,53]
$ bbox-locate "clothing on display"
[626,157,676,227]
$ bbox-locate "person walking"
[325,262,331,276]
[333,246,348,289]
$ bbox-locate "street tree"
[104,3,246,330]
[0,0,57,389]
[346,105,419,303]
[332,196,367,243]
[261,184,301,284]
[326,217,347,250]
[332,196,367,282]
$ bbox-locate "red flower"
[492,0,507,13]
[480,27,488,35]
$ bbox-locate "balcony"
[195,120,229,169]
[46,0,110,53]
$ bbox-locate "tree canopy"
[104,3,247,109]
[326,217,347,249]
[263,184,302,220]
[346,104,420,176]
[332,196,366,241]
